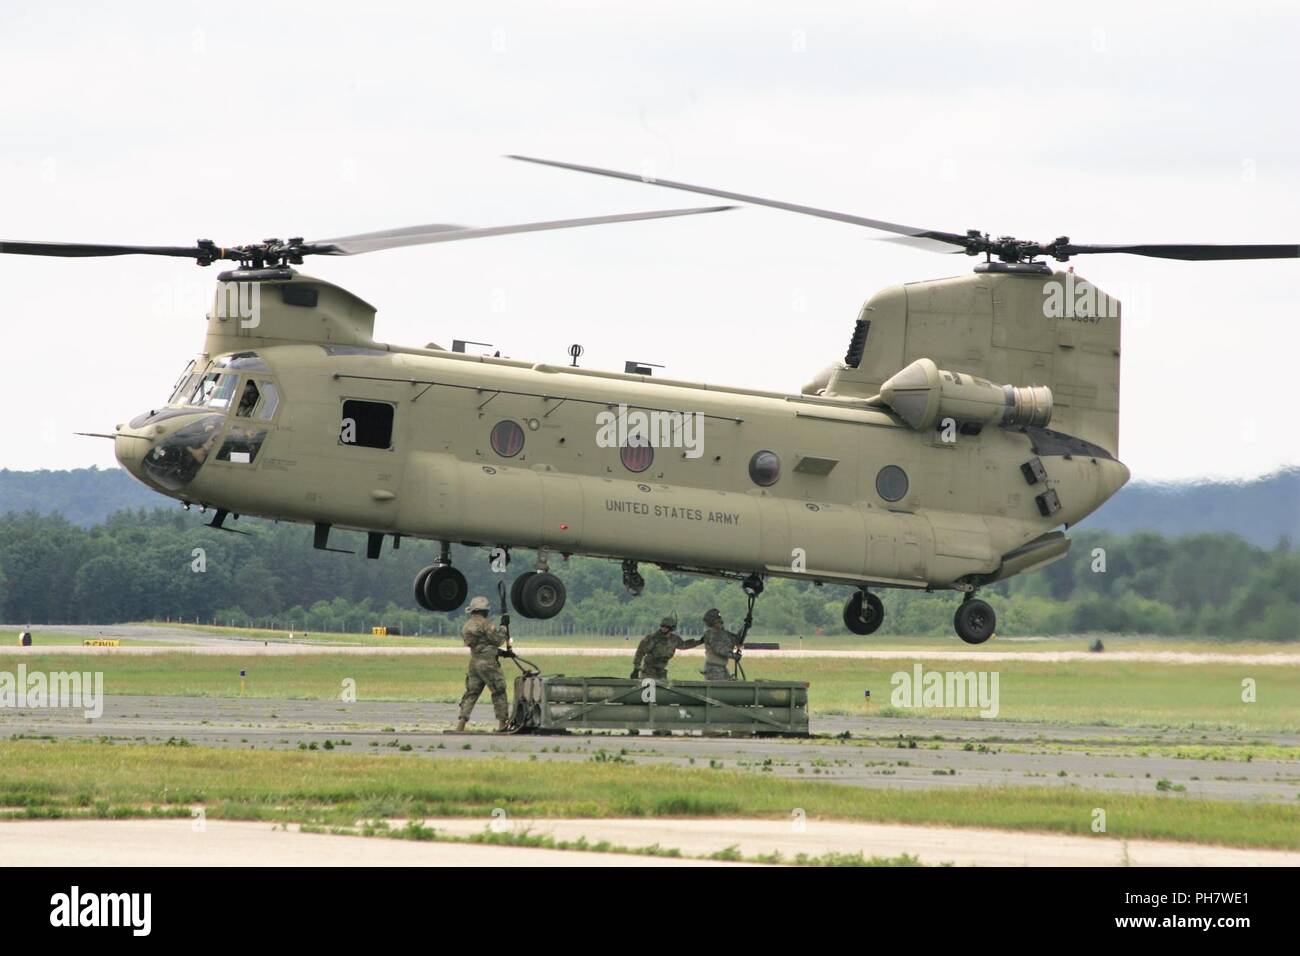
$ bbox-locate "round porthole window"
[748,450,781,487]
[490,420,525,458]
[876,464,909,502]
[620,441,654,473]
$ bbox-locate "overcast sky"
[1,0,1297,482]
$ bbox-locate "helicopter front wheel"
[843,589,884,635]
[512,570,567,619]
[419,565,468,612]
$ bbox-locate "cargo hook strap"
[732,591,758,681]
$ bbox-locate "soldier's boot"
[495,720,509,733]
[453,717,467,733]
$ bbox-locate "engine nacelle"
[879,358,1052,432]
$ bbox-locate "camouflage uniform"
[633,628,701,680]
[701,613,739,681]
[458,613,510,724]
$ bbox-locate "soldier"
[631,615,701,680]
[453,595,511,732]
[701,608,740,681]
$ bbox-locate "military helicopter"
[3,158,1294,643]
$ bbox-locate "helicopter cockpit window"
[187,372,239,410]
[340,399,394,450]
[256,381,280,421]
[235,380,261,417]
[140,414,224,491]
[167,361,197,405]
[216,425,269,464]
[215,351,269,371]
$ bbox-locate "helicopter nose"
[1101,457,1131,497]
[113,425,154,479]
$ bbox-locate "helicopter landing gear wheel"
[517,571,566,620]
[954,596,996,645]
[413,566,436,610]
[621,559,645,596]
[510,570,536,617]
[421,565,468,612]
[843,589,884,635]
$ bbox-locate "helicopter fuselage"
[113,270,1128,596]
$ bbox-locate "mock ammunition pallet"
[509,674,809,737]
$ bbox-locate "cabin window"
[490,420,525,458]
[340,399,394,449]
[876,464,909,502]
[748,450,781,487]
[620,440,654,473]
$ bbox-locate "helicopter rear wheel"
[422,565,468,612]
[843,590,884,636]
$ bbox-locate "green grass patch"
[1,739,1297,849]
[126,622,1300,655]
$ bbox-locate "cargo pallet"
[509,674,809,737]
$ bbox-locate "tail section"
[822,268,1122,457]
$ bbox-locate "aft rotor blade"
[309,206,736,255]
[507,154,974,249]
[1058,242,1299,261]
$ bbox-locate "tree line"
[0,508,1294,640]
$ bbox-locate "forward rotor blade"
[310,206,736,255]
[1059,242,1299,261]
[873,235,966,254]
[508,154,974,249]
[0,240,206,259]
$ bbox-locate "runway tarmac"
[9,694,1298,804]
[0,819,741,867]
[2,816,1293,867]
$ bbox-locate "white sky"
[1,0,1297,481]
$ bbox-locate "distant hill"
[1079,467,1299,549]
[0,467,160,527]
[0,465,1296,547]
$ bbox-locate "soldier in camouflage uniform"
[453,595,510,732]
[631,615,701,680]
[701,608,740,680]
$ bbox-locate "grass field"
[4,649,1296,732]
[2,739,1296,849]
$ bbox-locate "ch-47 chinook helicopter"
[3,157,1295,643]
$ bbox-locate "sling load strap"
[732,589,758,681]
